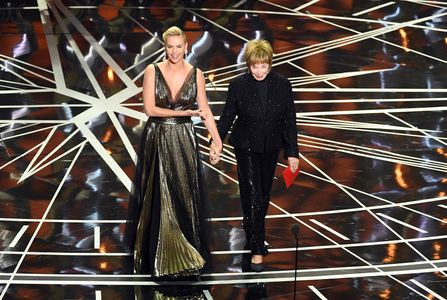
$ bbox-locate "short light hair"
[244,39,273,67]
[162,26,186,43]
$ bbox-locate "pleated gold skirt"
[130,118,207,277]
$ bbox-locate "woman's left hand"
[209,142,222,165]
[288,157,299,173]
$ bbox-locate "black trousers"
[235,148,280,256]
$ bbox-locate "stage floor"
[1,0,447,299]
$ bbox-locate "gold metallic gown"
[131,64,207,277]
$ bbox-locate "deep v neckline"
[156,64,195,103]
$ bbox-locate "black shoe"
[241,249,252,272]
[250,262,264,272]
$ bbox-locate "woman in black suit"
[214,39,299,271]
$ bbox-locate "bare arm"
[196,68,223,150]
[143,65,199,117]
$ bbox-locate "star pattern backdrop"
[0,0,447,299]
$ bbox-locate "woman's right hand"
[186,109,209,120]
[185,109,201,117]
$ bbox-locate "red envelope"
[283,166,300,188]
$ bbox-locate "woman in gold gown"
[129,26,222,278]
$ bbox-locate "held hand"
[288,157,299,173]
[209,142,222,165]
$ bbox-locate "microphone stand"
[291,224,300,300]
[294,237,298,300]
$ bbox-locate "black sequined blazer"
[217,72,298,158]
